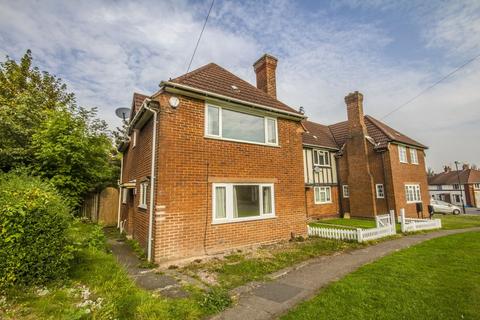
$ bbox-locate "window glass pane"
[222,109,265,143]
[207,106,219,136]
[325,187,331,202]
[263,186,272,214]
[314,187,320,202]
[215,187,226,219]
[267,118,277,144]
[233,185,260,218]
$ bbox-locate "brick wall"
[120,119,154,250]
[386,144,430,218]
[152,93,306,261]
[305,186,340,219]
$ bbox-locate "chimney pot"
[253,54,278,98]
[444,166,451,172]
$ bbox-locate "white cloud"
[0,0,478,171]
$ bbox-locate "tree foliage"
[0,50,118,209]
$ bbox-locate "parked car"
[430,199,461,215]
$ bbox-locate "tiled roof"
[130,92,149,121]
[168,63,301,115]
[429,169,480,185]
[304,115,427,150]
[302,121,338,149]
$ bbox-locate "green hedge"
[0,173,74,288]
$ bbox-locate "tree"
[0,51,118,209]
[0,50,75,170]
[31,107,116,209]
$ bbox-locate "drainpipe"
[144,100,158,262]
[117,156,124,228]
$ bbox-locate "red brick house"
[118,54,430,262]
[303,91,430,220]
[428,165,480,208]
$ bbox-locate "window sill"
[204,135,279,148]
[399,161,409,164]
[138,205,147,210]
[406,201,422,204]
[212,214,276,225]
[314,201,333,205]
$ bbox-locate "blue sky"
[0,0,479,171]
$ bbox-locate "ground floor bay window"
[213,183,275,223]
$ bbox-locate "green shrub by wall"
[0,173,74,288]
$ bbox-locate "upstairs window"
[410,148,418,164]
[453,184,460,190]
[474,184,480,189]
[313,150,330,167]
[205,105,278,146]
[398,146,408,163]
[139,182,148,209]
[342,185,349,198]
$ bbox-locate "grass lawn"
[434,214,480,229]
[181,238,363,290]
[0,221,228,320]
[282,231,480,320]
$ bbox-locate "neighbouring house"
[302,92,430,220]
[117,54,430,263]
[428,165,480,208]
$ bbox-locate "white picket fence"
[375,213,393,228]
[399,208,442,232]
[308,210,396,243]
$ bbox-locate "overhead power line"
[381,52,480,120]
[186,0,215,73]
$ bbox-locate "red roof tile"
[429,169,480,185]
[302,121,338,149]
[168,63,301,116]
[130,92,149,121]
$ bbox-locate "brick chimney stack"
[345,91,367,136]
[344,91,377,217]
[253,54,278,99]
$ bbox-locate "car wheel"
[453,209,460,215]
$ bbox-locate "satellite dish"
[115,108,131,121]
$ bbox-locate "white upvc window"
[410,148,418,164]
[139,182,148,209]
[405,184,421,203]
[376,184,385,198]
[132,130,137,148]
[314,186,332,204]
[474,183,480,189]
[313,150,330,167]
[205,104,278,146]
[398,145,408,163]
[342,185,349,198]
[122,188,128,204]
[212,183,275,224]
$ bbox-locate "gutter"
[161,81,306,120]
[142,100,158,262]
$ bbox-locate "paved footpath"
[212,227,480,320]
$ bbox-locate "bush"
[0,173,74,289]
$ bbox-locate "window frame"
[313,149,331,167]
[376,184,385,199]
[212,183,276,224]
[405,184,421,203]
[409,148,418,164]
[342,185,349,198]
[122,188,128,204]
[474,183,480,189]
[398,145,408,163]
[314,186,332,204]
[204,104,278,147]
[138,182,148,209]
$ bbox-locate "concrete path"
[212,227,480,320]
[106,235,188,298]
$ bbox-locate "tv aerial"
[115,108,131,121]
